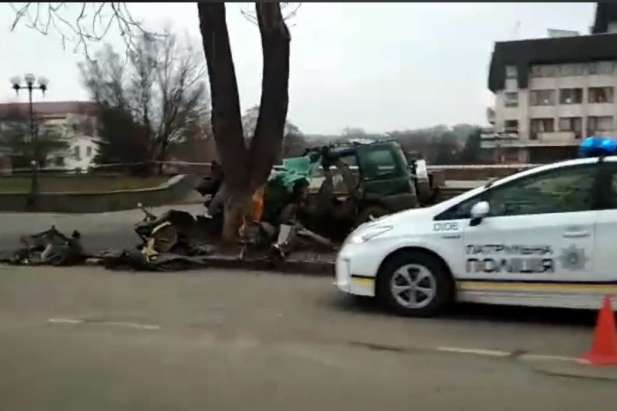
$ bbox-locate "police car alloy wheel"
[377,251,453,317]
[390,264,436,308]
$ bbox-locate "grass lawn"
[0,176,168,193]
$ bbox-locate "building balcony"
[529,131,582,143]
[480,130,518,140]
[486,107,495,125]
[480,130,519,148]
[483,131,581,149]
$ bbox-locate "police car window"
[436,194,487,220]
[486,165,595,216]
[602,163,617,209]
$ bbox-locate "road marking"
[437,346,511,357]
[98,321,160,330]
[45,319,581,362]
[48,318,159,330]
[48,318,83,325]
[520,353,579,362]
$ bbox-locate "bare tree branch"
[80,29,209,174]
[8,2,161,58]
[241,2,302,27]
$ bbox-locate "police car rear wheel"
[378,252,452,317]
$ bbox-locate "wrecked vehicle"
[134,203,216,253]
[192,141,440,254]
[98,203,215,271]
[264,141,439,240]
[0,226,85,266]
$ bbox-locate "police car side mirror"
[470,201,490,226]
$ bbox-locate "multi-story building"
[0,101,100,172]
[484,3,617,163]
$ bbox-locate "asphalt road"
[0,265,615,410]
[0,204,205,253]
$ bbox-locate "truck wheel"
[355,205,389,226]
[377,251,453,317]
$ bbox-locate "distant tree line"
[300,124,484,165]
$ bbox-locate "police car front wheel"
[377,251,453,317]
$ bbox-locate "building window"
[588,116,614,133]
[506,65,517,79]
[530,64,559,78]
[559,88,583,104]
[504,92,518,107]
[530,118,555,140]
[504,120,519,133]
[86,146,92,157]
[74,145,81,160]
[589,61,615,75]
[55,157,64,167]
[558,117,583,139]
[560,63,587,77]
[589,87,614,103]
[530,89,556,106]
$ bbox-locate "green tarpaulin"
[262,155,320,224]
[273,156,318,191]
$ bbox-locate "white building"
[484,3,617,163]
[0,101,100,172]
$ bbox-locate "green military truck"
[266,141,438,238]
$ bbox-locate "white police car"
[336,153,617,316]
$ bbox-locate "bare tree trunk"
[197,2,291,243]
[248,3,291,191]
[198,3,251,242]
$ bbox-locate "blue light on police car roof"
[579,136,617,157]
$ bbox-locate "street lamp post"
[10,74,49,207]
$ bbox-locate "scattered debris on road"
[0,226,85,266]
[97,204,215,271]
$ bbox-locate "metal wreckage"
[0,141,438,271]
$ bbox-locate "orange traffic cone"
[581,295,617,366]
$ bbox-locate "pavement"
[0,265,616,410]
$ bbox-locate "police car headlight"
[348,225,393,244]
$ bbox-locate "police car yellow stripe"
[457,280,617,295]
[351,277,375,288]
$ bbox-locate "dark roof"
[592,3,617,34]
[488,32,617,92]
[0,101,99,118]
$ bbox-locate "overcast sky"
[1,2,597,134]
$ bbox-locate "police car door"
[461,163,598,282]
[591,158,617,281]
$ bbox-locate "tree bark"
[198,3,251,242]
[198,3,248,190]
[197,2,291,243]
[248,2,291,191]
